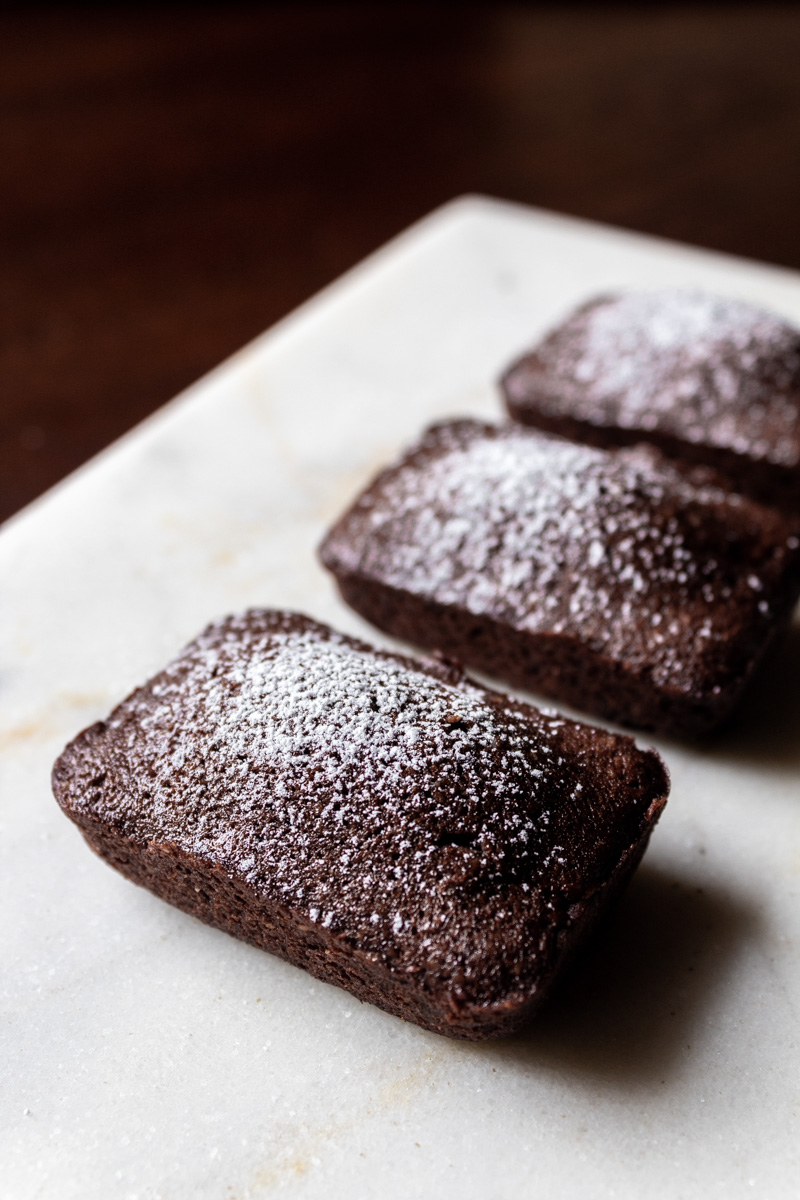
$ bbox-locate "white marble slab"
[2,196,799,1200]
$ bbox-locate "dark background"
[3,2,800,524]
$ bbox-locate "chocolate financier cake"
[320,420,800,736]
[501,290,800,508]
[52,610,668,1041]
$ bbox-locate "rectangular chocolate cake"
[320,420,800,736]
[52,610,668,1041]
[501,290,800,508]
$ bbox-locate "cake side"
[52,610,668,1040]
[501,291,800,507]
[327,575,735,736]
[319,421,800,735]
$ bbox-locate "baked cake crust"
[501,290,800,507]
[52,610,668,1041]
[320,420,800,735]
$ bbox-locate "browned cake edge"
[323,570,795,737]
[52,616,669,1044]
[500,360,800,511]
[53,741,665,1041]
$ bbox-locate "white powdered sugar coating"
[510,290,800,465]
[92,613,620,981]
[57,612,665,1009]
[332,422,789,690]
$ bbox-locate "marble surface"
[1,196,799,1199]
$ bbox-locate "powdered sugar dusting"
[326,421,794,692]
[73,611,642,994]
[506,290,800,466]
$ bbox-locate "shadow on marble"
[486,860,759,1090]
[701,617,800,771]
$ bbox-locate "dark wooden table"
[3,3,800,523]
